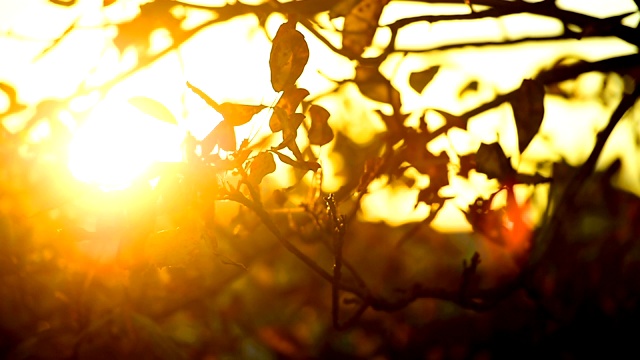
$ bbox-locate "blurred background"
[1,0,640,358]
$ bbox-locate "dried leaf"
[308,105,334,146]
[128,96,178,125]
[269,21,309,92]
[248,152,276,185]
[342,0,391,56]
[269,88,309,132]
[355,65,401,108]
[202,121,236,153]
[512,79,545,153]
[409,66,440,93]
[282,113,305,147]
[113,1,182,52]
[217,102,266,127]
[329,0,361,19]
[270,150,320,172]
[187,81,221,112]
[475,142,514,181]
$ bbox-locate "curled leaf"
[512,79,545,154]
[128,96,178,125]
[308,105,334,146]
[269,21,309,92]
[248,152,276,185]
[409,66,440,93]
[342,0,391,56]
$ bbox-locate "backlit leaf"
[355,65,401,108]
[475,142,514,181]
[329,0,361,19]
[270,150,320,172]
[186,81,221,112]
[269,88,309,132]
[202,121,236,153]
[128,96,178,125]
[342,0,391,57]
[248,152,276,185]
[409,66,440,93]
[270,21,309,92]
[217,102,266,127]
[512,79,545,154]
[308,105,334,146]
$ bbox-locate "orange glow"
[68,97,183,190]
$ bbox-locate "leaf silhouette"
[511,79,545,154]
[216,102,266,127]
[128,96,178,125]
[113,0,182,53]
[308,105,334,146]
[269,87,309,132]
[342,0,391,56]
[248,152,276,186]
[329,0,361,19]
[354,65,401,108]
[202,121,236,153]
[409,66,440,93]
[187,81,221,111]
[270,150,320,172]
[269,21,309,92]
[475,142,514,181]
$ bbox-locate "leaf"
[202,121,236,153]
[342,0,391,57]
[103,0,117,6]
[475,142,514,181]
[409,66,440,93]
[270,150,320,172]
[354,65,401,108]
[329,0,361,19]
[269,21,309,92]
[113,1,182,52]
[282,113,305,148]
[216,102,266,127]
[186,81,221,111]
[511,79,545,154]
[269,87,310,132]
[248,152,276,185]
[128,96,178,125]
[308,105,334,146]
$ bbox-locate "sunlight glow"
[68,99,184,190]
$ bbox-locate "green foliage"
[3,0,640,358]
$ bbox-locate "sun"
[68,98,184,190]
